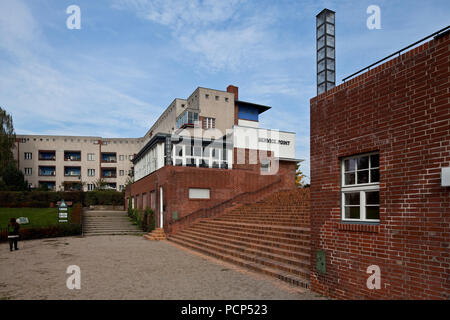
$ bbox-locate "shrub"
[71,203,83,225]
[127,198,132,217]
[0,224,81,242]
[0,190,124,207]
[145,207,155,232]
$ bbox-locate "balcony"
[101,152,117,163]
[64,166,81,177]
[101,168,117,178]
[39,181,56,191]
[64,151,81,161]
[104,183,117,190]
[39,166,56,176]
[39,150,56,161]
[63,182,82,191]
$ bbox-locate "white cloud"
[111,0,282,72]
[0,0,162,138]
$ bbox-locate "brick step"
[188,224,310,251]
[191,223,310,246]
[213,217,306,227]
[84,232,144,236]
[199,220,310,237]
[168,234,310,283]
[182,228,310,262]
[218,215,302,221]
[223,213,304,218]
[173,230,309,270]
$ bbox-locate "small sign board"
[16,217,29,225]
[58,199,68,223]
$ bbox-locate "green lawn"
[0,208,73,229]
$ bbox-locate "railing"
[342,25,450,82]
[168,177,283,234]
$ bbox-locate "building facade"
[126,85,299,233]
[14,135,143,191]
[310,31,450,299]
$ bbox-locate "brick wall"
[125,151,296,233]
[310,33,450,299]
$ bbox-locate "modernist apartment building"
[310,30,449,299]
[13,85,298,203]
[125,85,298,232]
[14,135,144,191]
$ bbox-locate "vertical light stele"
[316,9,336,95]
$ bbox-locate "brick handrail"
[168,177,284,234]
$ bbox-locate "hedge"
[0,224,82,242]
[0,202,83,242]
[0,190,124,207]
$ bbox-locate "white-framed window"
[119,155,124,161]
[24,168,32,176]
[119,170,124,176]
[87,184,94,191]
[87,169,95,177]
[24,152,32,160]
[119,185,124,191]
[87,153,95,161]
[260,159,270,173]
[189,188,210,199]
[341,152,380,222]
[203,117,215,129]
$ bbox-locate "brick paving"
[0,235,325,300]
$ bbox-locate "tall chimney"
[227,85,239,100]
[316,9,335,95]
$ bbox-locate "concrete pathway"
[0,235,325,300]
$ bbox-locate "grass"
[0,207,73,229]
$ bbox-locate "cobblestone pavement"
[0,235,325,300]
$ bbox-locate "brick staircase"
[83,210,144,236]
[168,188,311,288]
[144,228,167,241]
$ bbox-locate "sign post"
[58,199,68,223]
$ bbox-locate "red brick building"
[310,31,449,299]
[125,85,299,233]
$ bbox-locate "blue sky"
[1,0,449,181]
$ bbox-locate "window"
[119,185,124,191]
[261,159,270,173]
[203,117,215,129]
[205,94,209,99]
[119,155,124,161]
[87,184,94,191]
[24,152,32,160]
[88,153,95,161]
[120,170,124,176]
[129,154,134,160]
[189,188,210,199]
[24,168,32,176]
[225,97,229,102]
[87,169,95,177]
[215,96,219,101]
[341,153,380,222]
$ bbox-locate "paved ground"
[0,235,325,300]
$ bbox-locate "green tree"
[0,107,16,171]
[295,163,306,187]
[1,163,28,191]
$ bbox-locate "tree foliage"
[295,163,307,187]
[0,107,16,171]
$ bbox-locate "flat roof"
[236,100,271,114]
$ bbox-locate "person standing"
[7,218,20,251]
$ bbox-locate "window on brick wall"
[203,117,215,129]
[341,152,380,222]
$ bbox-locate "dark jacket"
[8,222,20,236]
